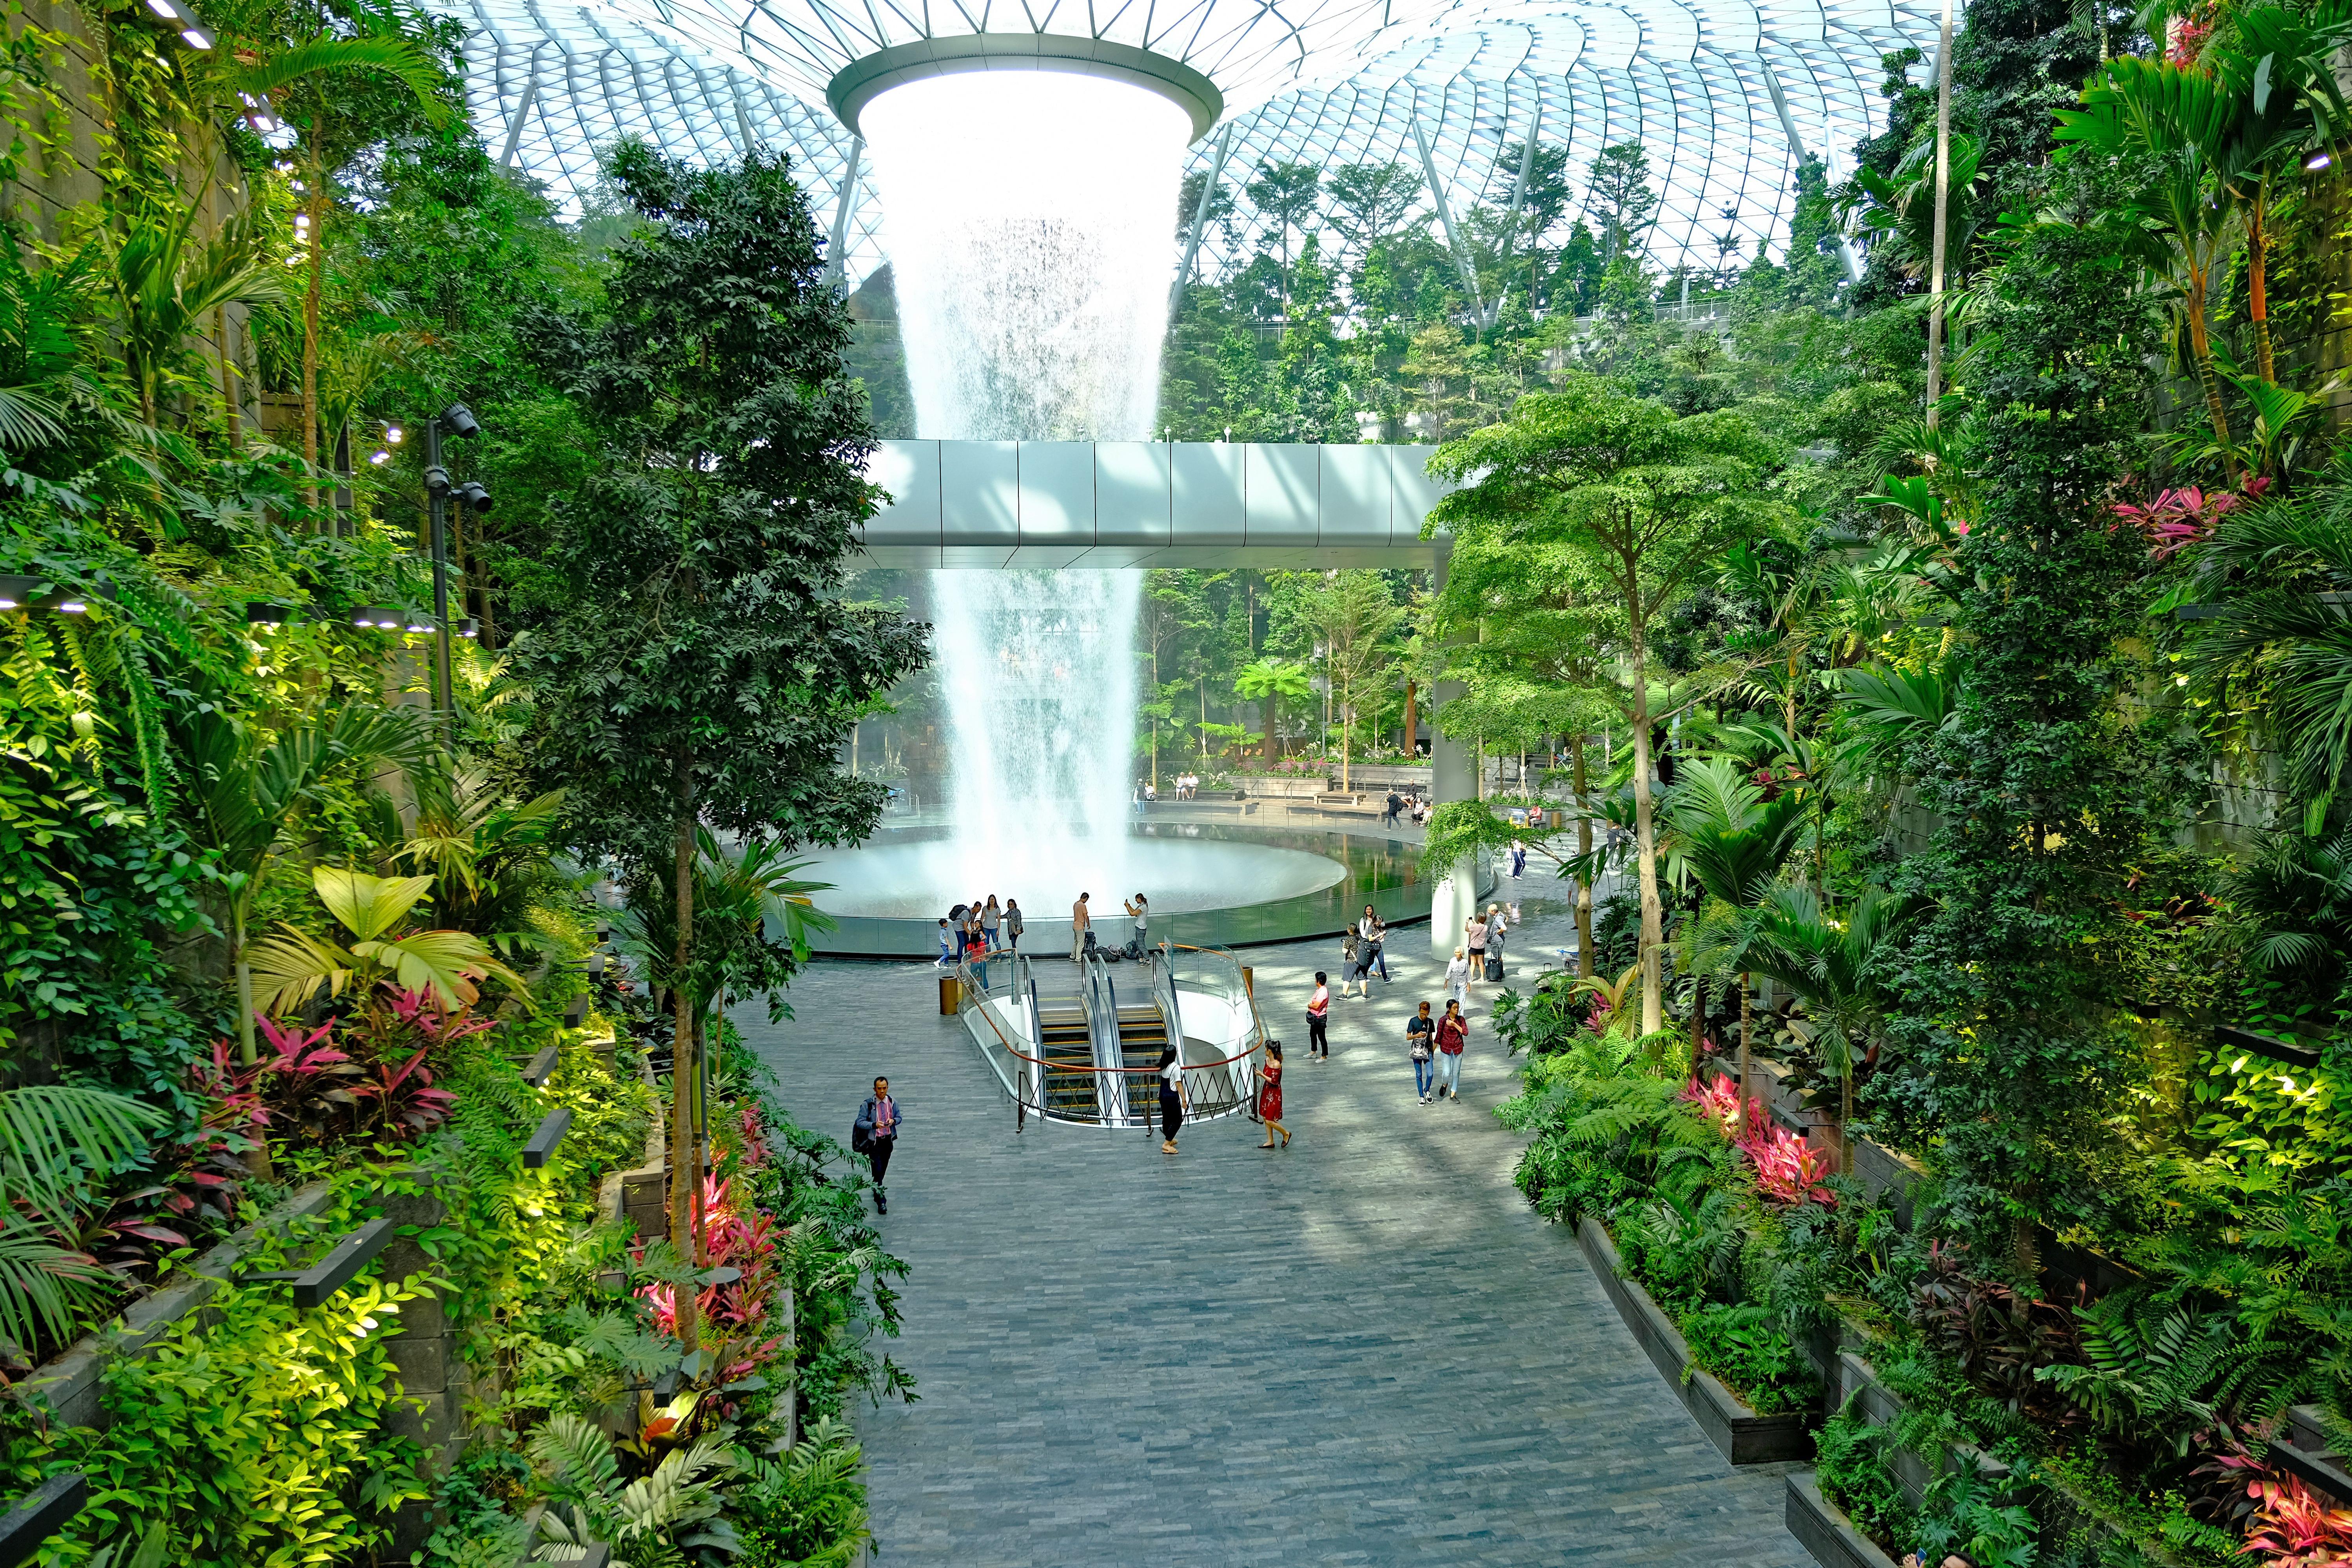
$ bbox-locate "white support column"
[1762,69,1861,284]
[1171,121,1236,318]
[498,76,537,169]
[1411,118,1485,322]
[825,137,864,294]
[1428,540,1477,955]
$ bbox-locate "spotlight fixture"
[0,573,36,610]
[369,449,390,465]
[455,481,492,512]
[405,613,435,634]
[53,594,88,614]
[246,601,293,628]
[438,403,481,440]
[385,425,403,444]
[422,464,451,494]
[2309,151,2334,171]
[457,617,480,639]
[140,0,212,45]
[352,605,402,629]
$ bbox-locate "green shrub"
[1814,1403,1913,1547]
[1681,1302,1820,1415]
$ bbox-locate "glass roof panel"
[462,0,1952,282]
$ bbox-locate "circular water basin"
[801,833,1346,920]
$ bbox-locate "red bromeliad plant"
[2233,1461,2352,1566]
[1737,1119,1838,1205]
[2111,479,2269,560]
[189,1001,459,1152]
[637,1171,790,1385]
[1683,1075,1743,1133]
[1681,1077,1836,1205]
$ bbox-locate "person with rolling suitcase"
[1484,903,1508,982]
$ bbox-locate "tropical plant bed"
[1786,1469,1904,1568]
[1576,1216,1817,1464]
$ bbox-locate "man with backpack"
[852,1076,899,1215]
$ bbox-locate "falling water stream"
[862,72,1190,903]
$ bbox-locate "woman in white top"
[1444,947,1472,1013]
[1156,1043,1189,1153]
[982,895,1002,953]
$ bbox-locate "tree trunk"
[1737,972,1753,1139]
[1689,975,1706,1080]
[671,755,700,1351]
[2185,271,2239,481]
[216,304,238,442]
[1572,730,1593,977]
[301,142,325,514]
[1402,679,1416,757]
[690,1012,709,1267]
[2249,190,2275,385]
[1839,1062,1853,1175]
[1264,692,1278,764]
[1627,608,1664,1035]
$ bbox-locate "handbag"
[850,1120,873,1154]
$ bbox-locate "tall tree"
[1325,162,1418,269]
[1246,161,1325,292]
[1585,142,1660,266]
[517,143,928,1345]
[1430,374,1786,1036]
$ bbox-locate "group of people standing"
[936,895,1023,966]
[1068,891,1151,962]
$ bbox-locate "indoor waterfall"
[862,71,1189,904]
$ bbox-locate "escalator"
[1115,1000,1171,1127]
[1034,1001,1097,1119]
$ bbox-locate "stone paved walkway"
[739,866,1813,1568]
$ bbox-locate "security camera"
[438,403,481,439]
[456,481,492,512]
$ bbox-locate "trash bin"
[938,975,960,1014]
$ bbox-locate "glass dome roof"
[459,0,1949,281]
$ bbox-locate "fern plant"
[2034,1290,2298,1457]
[528,1412,740,1563]
[734,1417,868,1568]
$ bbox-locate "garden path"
[739,867,1813,1568]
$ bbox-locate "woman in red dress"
[1256,1041,1290,1148]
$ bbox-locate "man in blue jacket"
[853,1077,900,1215]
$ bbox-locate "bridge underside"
[857,440,1455,569]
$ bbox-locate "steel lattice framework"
[462,0,1948,286]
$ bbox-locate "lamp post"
[420,403,481,740]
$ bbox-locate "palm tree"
[0,1085,160,1353]
[1744,884,1910,1170]
[176,701,419,1068]
[1234,658,1313,766]
[1667,757,1808,1135]
[228,34,448,506]
[2183,476,2352,823]
[104,198,282,426]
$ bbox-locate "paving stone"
[738,869,1813,1568]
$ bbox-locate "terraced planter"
[1786,1471,1902,1568]
[1575,1216,1816,1464]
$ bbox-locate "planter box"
[12,1179,339,1430]
[1576,1216,1816,1464]
[1787,1470,1903,1568]
[2272,1405,2352,1506]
